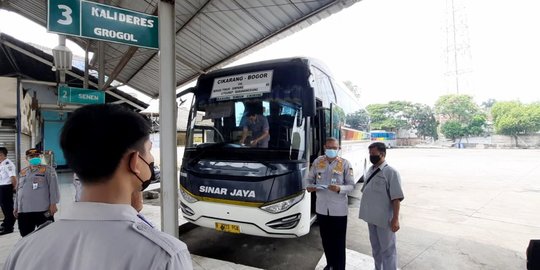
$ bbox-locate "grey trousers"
[368,223,397,270]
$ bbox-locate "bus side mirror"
[297,109,303,127]
[302,87,316,117]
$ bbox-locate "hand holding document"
[307,184,328,190]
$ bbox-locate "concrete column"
[159,0,179,237]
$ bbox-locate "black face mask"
[134,155,156,191]
[369,155,381,165]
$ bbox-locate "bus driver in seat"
[239,104,270,148]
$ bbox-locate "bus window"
[331,103,345,141]
[235,101,270,127]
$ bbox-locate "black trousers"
[0,184,15,230]
[17,211,54,237]
[318,214,348,270]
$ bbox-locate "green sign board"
[48,0,159,49]
[58,86,105,105]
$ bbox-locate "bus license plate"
[215,222,240,234]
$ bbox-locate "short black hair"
[325,137,339,144]
[369,142,386,155]
[0,147,7,156]
[60,104,151,183]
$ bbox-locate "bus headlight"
[260,193,304,214]
[180,188,198,203]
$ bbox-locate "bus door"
[313,105,327,161]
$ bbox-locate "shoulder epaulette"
[131,222,182,257]
[20,167,29,176]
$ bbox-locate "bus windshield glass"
[187,97,302,150]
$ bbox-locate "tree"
[435,94,485,141]
[466,114,487,137]
[413,104,439,140]
[481,98,496,111]
[441,120,465,141]
[367,101,439,140]
[435,94,480,123]
[345,109,370,131]
[366,103,408,131]
[492,101,540,146]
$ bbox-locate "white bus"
[179,57,369,238]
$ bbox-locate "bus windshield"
[186,96,306,157]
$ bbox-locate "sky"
[1,0,539,113]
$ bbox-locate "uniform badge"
[317,159,327,170]
[349,168,354,176]
[333,159,343,175]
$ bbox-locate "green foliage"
[466,114,487,136]
[435,94,486,140]
[441,120,465,141]
[414,104,439,140]
[481,99,497,111]
[366,101,438,140]
[345,109,370,131]
[435,94,480,122]
[492,101,540,136]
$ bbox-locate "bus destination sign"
[210,70,273,101]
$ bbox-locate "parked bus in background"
[178,57,368,238]
[370,130,397,148]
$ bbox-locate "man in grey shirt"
[306,137,355,270]
[4,104,192,270]
[14,148,59,237]
[239,105,270,148]
[359,142,404,270]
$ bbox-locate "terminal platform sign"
[48,0,159,49]
[58,86,105,105]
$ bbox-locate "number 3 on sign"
[57,5,73,25]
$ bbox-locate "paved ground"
[1,148,539,269]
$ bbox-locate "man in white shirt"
[0,147,16,235]
[3,104,192,270]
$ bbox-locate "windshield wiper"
[259,161,277,171]
[190,141,234,165]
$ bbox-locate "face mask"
[133,155,156,191]
[370,155,381,165]
[29,157,42,166]
[325,149,338,159]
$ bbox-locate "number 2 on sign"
[57,5,73,25]
[62,90,68,99]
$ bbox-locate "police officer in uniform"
[0,147,17,235]
[14,148,59,237]
[4,104,192,270]
[306,137,355,270]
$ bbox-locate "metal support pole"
[159,0,179,237]
[84,42,90,89]
[59,35,66,85]
[98,41,105,90]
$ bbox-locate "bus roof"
[197,57,332,83]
